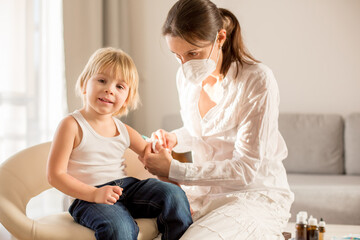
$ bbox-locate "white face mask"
[180,33,221,85]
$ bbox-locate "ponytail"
[219,8,260,78]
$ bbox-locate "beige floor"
[285,222,360,240]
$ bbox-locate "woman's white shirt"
[170,62,293,205]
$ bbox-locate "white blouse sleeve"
[171,127,195,153]
[169,69,279,186]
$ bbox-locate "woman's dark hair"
[162,0,259,77]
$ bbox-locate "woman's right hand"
[93,185,122,205]
[151,129,177,151]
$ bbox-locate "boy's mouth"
[98,98,113,104]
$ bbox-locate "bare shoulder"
[58,115,79,132]
[52,115,82,149]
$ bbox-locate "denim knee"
[161,182,188,205]
[96,218,139,240]
[151,180,193,240]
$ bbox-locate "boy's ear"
[82,81,88,94]
[124,97,129,106]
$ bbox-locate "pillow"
[345,113,360,175]
[279,113,344,174]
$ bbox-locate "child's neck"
[79,109,119,138]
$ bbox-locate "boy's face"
[83,67,129,116]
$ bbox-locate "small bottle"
[318,218,326,240]
[298,211,308,220]
[307,216,319,240]
[295,213,308,240]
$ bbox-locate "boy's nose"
[105,89,114,95]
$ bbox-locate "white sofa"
[279,113,360,225]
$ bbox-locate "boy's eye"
[98,79,105,83]
[117,85,124,90]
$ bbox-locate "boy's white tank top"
[67,110,130,186]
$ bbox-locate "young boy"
[47,47,192,240]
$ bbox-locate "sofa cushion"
[287,174,360,225]
[345,113,360,175]
[279,114,344,174]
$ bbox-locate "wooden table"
[285,222,360,240]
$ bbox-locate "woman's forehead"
[165,35,211,55]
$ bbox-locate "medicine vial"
[295,212,308,240]
[318,218,326,240]
[307,216,319,240]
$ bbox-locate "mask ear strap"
[215,45,222,63]
[207,32,219,60]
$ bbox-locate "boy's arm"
[47,116,97,201]
[125,124,180,185]
[125,124,148,159]
[47,116,121,204]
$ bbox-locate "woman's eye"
[189,52,198,57]
[98,79,105,83]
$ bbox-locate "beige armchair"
[0,142,159,240]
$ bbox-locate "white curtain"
[0,0,66,218]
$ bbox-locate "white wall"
[63,0,104,113]
[64,0,360,136]
[124,0,179,135]
[125,0,360,136]
[224,0,360,115]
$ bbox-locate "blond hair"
[76,47,140,116]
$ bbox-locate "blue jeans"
[69,177,192,240]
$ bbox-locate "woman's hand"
[93,185,122,205]
[151,129,177,151]
[140,143,172,177]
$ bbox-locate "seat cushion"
[37,212,158,240]
[279,113,344,174]
[287,174,360,225]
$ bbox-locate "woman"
[141,0,294,239]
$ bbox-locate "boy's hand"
[93,185,122,205]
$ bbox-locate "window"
[0,0,66,218]
[0,0,66,162]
